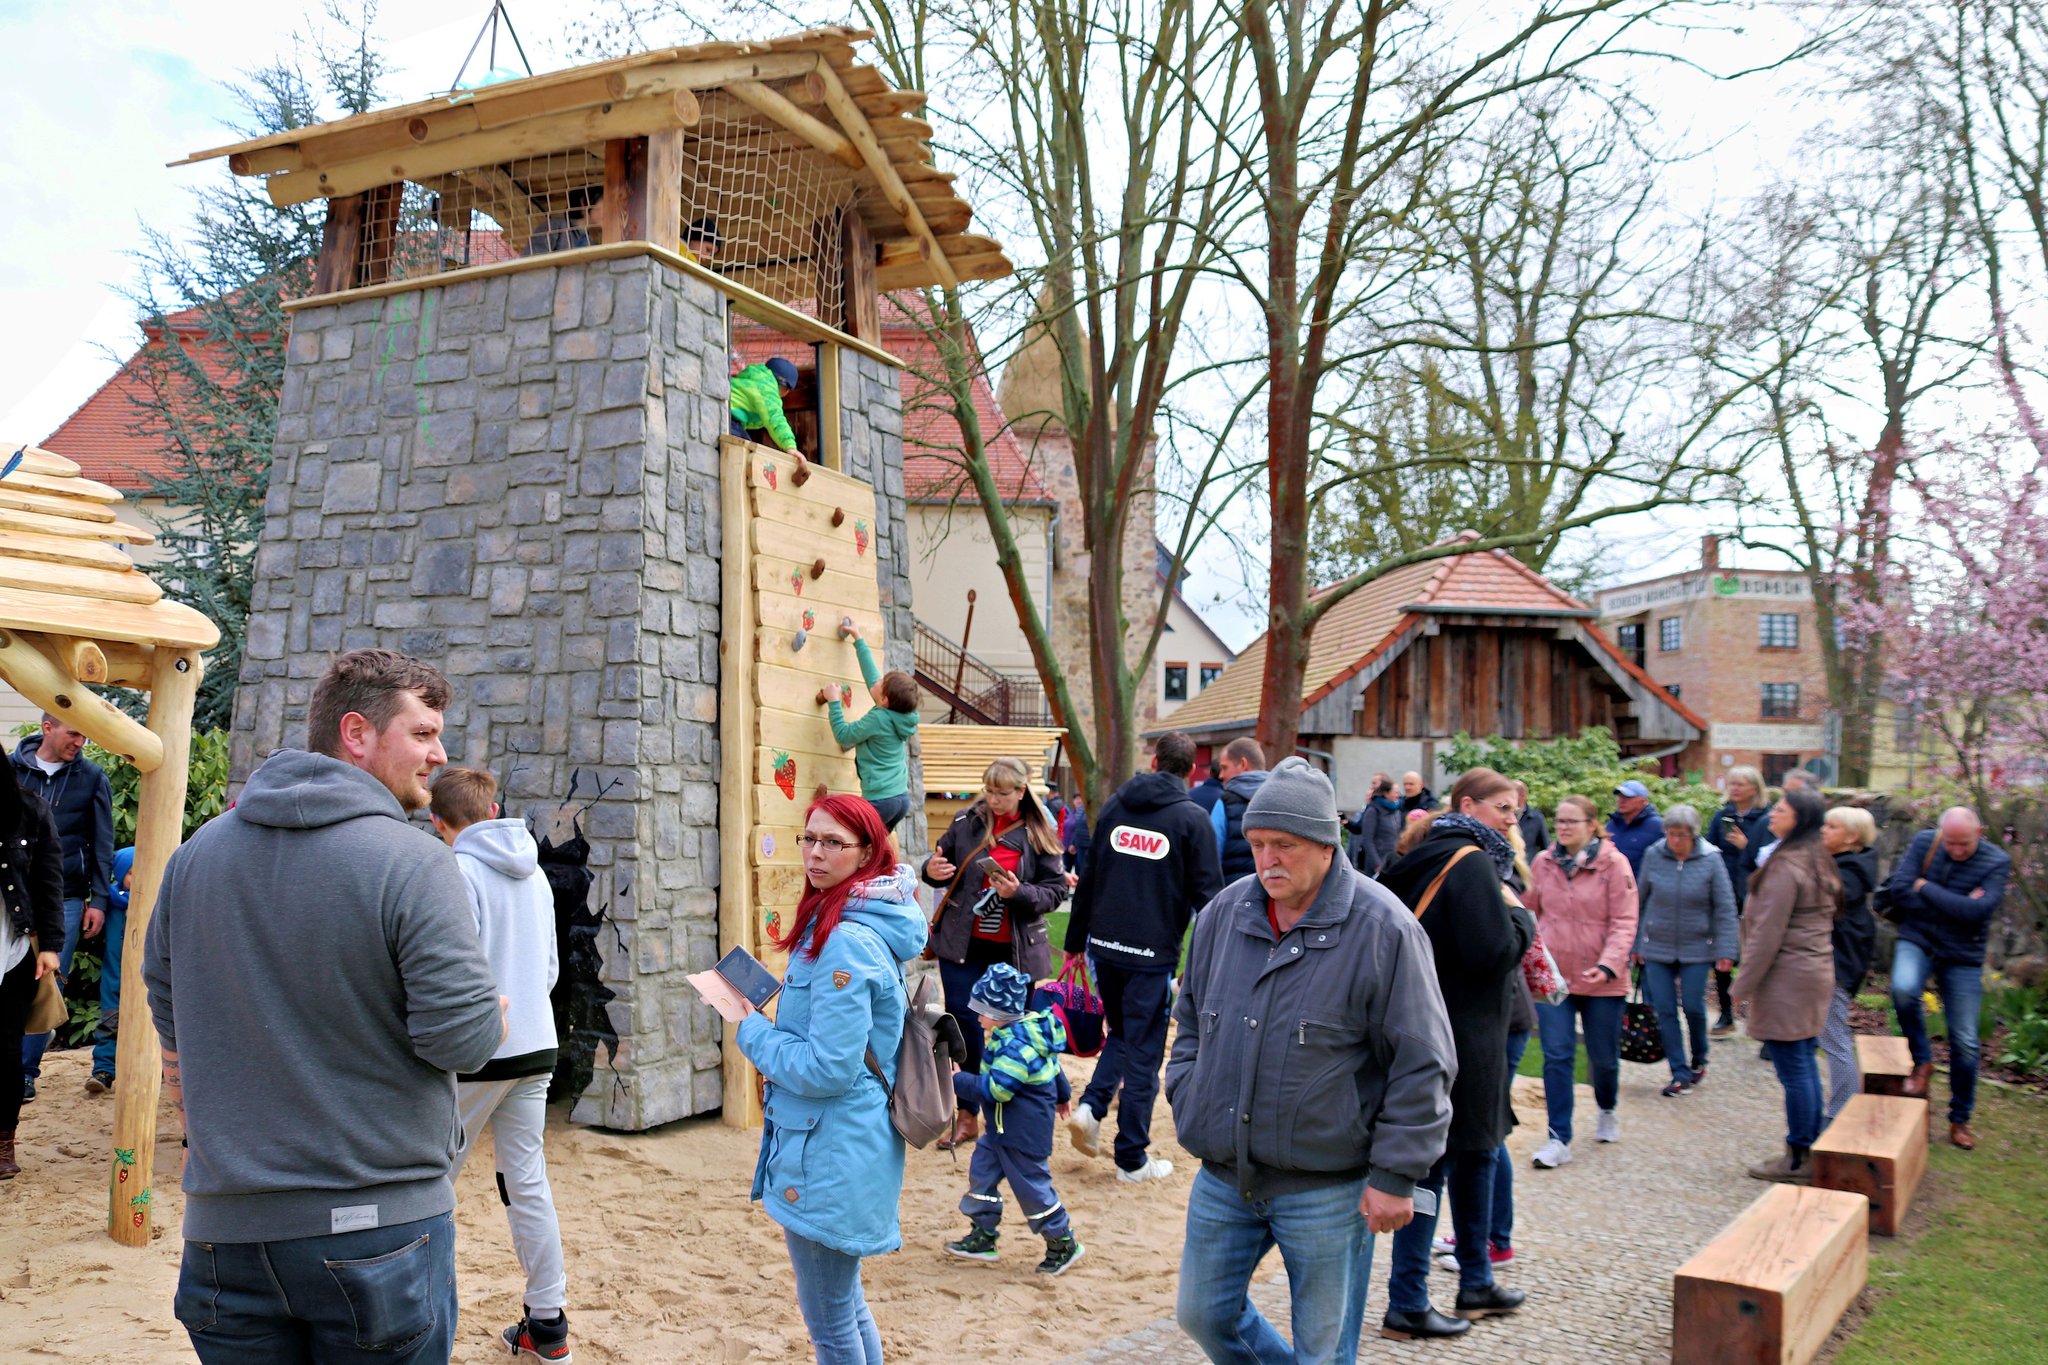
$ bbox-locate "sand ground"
[0,1045,1211,1362]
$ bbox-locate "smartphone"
[974,855,1005,878]
[714,946,783,1010]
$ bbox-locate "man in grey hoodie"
[145,649,504,1365]
[1168,757,1455,1364]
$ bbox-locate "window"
[1760,683,1800,719]
[1760,613,1799,649]
[1164,664,1188,702]
[1199,663,1225,691]
[1659,617,1683,652]
[1762,753,1799,787]
[1617,623,1644,666]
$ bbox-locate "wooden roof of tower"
[172,27,1011,294]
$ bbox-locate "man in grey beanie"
[1167,756,1456,1363]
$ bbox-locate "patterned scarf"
[1430,812,1516,881]
[1549,836,1604,880]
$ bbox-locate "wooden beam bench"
[1812,1094,1929,1236]
[1672,1184,1868,1365]
[1857,1035,1914,1096]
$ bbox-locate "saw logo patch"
[1110,825,1170,861]
[832,969,852,989]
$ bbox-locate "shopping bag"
[1031,956,1106,1058]
[1620,969,1666,1065]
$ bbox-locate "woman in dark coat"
[1347,772,1402,876]
[1,758,66,1179]
[921,756,1066,1148]
[1706,764,1772,1034]
[1820,806,1880,1124]
[1375,766,1537,1340]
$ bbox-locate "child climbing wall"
[716,433,893,1125]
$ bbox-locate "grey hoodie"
[144,749,502,1243]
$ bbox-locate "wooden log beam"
[106,646,204,1247]
[312,193,367,295]
[0,630,165,770]
[725,79,864,169]
[266,91,703,208]
[50,635,108,685]
[813,65,957,289]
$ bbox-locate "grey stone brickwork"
[230,254,915,1128]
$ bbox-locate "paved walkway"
[1063,1031,1792,1364]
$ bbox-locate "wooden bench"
[1812,1094,1929,1236]
[1672,1184,1868,1365]
[1857,1035,1914,1096]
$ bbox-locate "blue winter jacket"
[953,1009,1073,1161]
[1605,805,1664,877]
[1886,830,2011,968]
[738,864,927,1258]
[10,736,114,909]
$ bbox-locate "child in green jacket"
[730,356,802,453]
[815,620,920,831]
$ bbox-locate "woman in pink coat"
[1521,794,1639,1169]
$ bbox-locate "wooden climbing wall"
[717,434,889,1126]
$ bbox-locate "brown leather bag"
[1409,846,1479,919]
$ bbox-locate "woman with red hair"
[732,794,926,1364]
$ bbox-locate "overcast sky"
[1,1,1842,651]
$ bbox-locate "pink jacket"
[1524,838,1639,997]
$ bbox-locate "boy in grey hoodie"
[144,649,502,1365]
[431,767,570,1363]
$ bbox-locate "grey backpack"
[864,968,963,1149]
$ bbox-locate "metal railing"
[913,619,1054,727]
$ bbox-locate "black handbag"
[1620,969,1666,1065]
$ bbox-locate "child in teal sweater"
[815,620,920,831]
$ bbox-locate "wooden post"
[840,212,880,344]
[717,437,761,1127]
[107,646,203,1247]
[643,127,684,255]
[312,193,368,295]
[816,342,843,471]
[597,131,684,253]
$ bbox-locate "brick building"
[1595,536,1828,788]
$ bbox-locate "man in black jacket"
[1062,731,1222,1180]
[13,716,114,1101]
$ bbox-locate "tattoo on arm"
[162,1051,185,1123]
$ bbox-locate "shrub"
[1441,727,1725,828]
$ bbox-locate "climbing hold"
[838,616,856,640]
[792,627,809,652]
[791,459,812,487]
[809,558,827,580]
[831,507,846,527]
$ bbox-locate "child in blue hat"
[944,962,1085,1275]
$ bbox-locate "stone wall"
[231,253,913,1127]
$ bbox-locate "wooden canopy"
[0,441,214,1248]
[171,27,1011,295]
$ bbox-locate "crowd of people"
[0,643,2018,1364]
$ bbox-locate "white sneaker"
[1532,1136,1572,1168]
[1068,1106,1102,1157]
[1116,1157,1174,1183]
[1596,1109,1620,1143]
[1433,1233,1456,1254]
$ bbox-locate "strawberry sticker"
[765,909,782,937]
[802,610,816,630]
[762,460,778,490]
[840,684,854,704]
[854,520,870,556]
[772,751,797,800]
[790,568,804,596]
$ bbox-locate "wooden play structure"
[917,722,1065,830]
[0,444,217,1247]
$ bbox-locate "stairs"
[912,619,1053,727]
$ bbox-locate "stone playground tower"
[189,29,1011,1129]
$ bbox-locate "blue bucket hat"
[970,962,1032,1023]
[766,356,801,389]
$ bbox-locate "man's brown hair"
[1152,731,1197,778]
[430,766,499,829]
[879,670,920,714]
[1222,736,1265,770]
[307,649,452,758]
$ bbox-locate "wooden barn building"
[1160,539,1704,806]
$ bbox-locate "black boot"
[1454,1283,1527,1319]
[1380,1306,1471,1340]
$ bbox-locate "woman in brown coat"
[1732,788,1841,1183]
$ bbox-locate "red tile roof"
[39,308,231,491]
[1163,537,1705,735]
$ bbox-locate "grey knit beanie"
[1242,756,1341,847]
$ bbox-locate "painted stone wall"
[230,254,915,1128]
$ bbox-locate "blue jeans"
[92,906,125,1078]
[1891,938,1983,1125]
[938,958,990,1097]
[784,1228,883,1364]
[1763,1038,1823,1148]
[1492,1030,1530,1249]
[1386,1151,1496,1312]
[21,896,84,1079]
[1640,960,1712,1083]
[1535,994,1623,1144]
[867,793,911,832]
[173,1212,457,1363]
[1079,963,1173,1171]
[1177,1166,1370,1365]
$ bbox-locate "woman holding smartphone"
[724,794,926,1364]
[922,757,1067,1148]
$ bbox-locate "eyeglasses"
[1554,817,1590,827]
[983,787,1021,799]
[798,834,867,854]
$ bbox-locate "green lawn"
[1831,1084,2048,1363]
[1517,1037,1591,1084]
[1046,909,1196,975]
